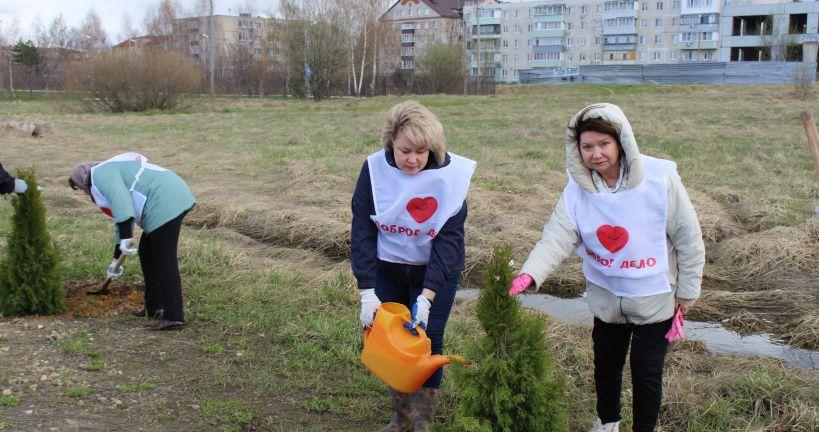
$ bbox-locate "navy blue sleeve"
[350,161,379,289]
[423,200,467,293]
[0,163,15,195]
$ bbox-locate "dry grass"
[0,85,816,350]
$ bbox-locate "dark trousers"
[138,211,188,322]
[374,261,459,389]
[593,317,672,432]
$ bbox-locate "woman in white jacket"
[509,103,705,432]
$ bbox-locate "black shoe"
[131,308,163,319]
[146,320,185,331]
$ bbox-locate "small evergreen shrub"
[0,168,63,316]
[452,245,566,432]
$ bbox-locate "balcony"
[603,43,637,51]
[603,26,637,35]
[602,9,636,20]
[678,40,719,49]
[681,3,720,15]
[532,14,564,23]
[530,29,565,38]
[678,22,719,32]
[533,44,564,53]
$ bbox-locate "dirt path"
[0,286,363,431]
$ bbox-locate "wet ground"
[456,289,819,370]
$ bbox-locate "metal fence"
[519,62,817,85]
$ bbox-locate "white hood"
[564,103,644,193]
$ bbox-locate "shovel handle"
[447,355,472,366]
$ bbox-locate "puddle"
[456,289,818,370]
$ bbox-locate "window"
[594,52,600,60]
[672,18,678,26]
[581,53,587,60]
[672,34,678,43]
[580,37,587,45]
[567,37,573,46]
[503,69,508,76]
[654,35,661,43]
[569,54,573,61]
[568,22,573,30]
[433,20,438,29]
[673,0,680,9]
[595,36,602,44]
[640,35,645,44]
[581,21,587,30]
[581,5,588,14]
[515,24,521,33]
[514,53,520,61]
[642,2,648,11]
[503,25,508,33]
[656,2,664,10]
[655,18,662,27]
[515,10,520,18]
[239,32,249,41]
[502,54,508,62]
[641,19,647,28]
[670,51,677,60]
[527,53,532,61]
[514,40,519,48]
[703,51,712,60]
[533,52,561,61]
[569,6,575,15]
[653,51,661,60]
[502,40,509,47]
[640,52,645,60]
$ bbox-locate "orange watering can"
[360,302,470,393]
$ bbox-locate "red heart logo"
[406,197,438,223]
[596,225,629,253]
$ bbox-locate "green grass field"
[0,85,816,431]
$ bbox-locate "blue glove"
[107,259,124,279]
[403,295,432,336]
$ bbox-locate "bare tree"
[48,14,70,48]
[31,15,49,48]
[280,0,349,101]
[143,0,181,42]
[120,12,139,42]
[74,9,109,51]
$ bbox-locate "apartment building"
[380,0,465,71]
[719,0,819,62]
[462,0,735,82]
[173,13,280,61]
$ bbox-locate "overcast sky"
[0,0,281,44]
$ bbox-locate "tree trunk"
[9,59,15,99]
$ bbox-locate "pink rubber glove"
[665,305,685,342]
[508,274,533,296]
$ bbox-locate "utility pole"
[476,0,481,77]
[208,0,215,99]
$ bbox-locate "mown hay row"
[709,217,818,286]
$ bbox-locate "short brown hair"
[572,106,624,157]
[381,100,446,165]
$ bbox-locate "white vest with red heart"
[564,155,676,298]
[368,149,476,265]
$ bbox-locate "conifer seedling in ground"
[0,168,64,316]
[452,245,566,432]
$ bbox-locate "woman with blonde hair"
[351,100,476,431]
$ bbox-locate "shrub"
[0,168,63,316]
[66,49,202,112]
[451,245,566,432]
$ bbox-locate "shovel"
[87,252,129,296]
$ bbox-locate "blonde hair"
[381,100,446,165]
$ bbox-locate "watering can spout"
[360,302,471,394]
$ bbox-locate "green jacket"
[90,153,195,241]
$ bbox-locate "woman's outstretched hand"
[508,273,534,296]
